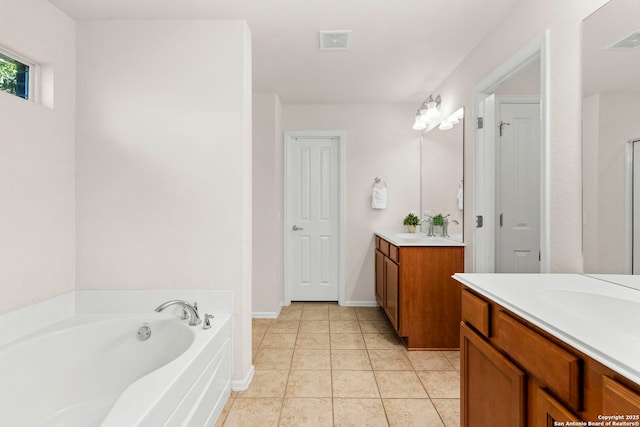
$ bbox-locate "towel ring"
[374,177,386,188]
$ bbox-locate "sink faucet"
[155,300,202,326]
[443,217,459,238]
[423,214,434,236]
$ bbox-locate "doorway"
[283,130,345,303]
[473,31,550,273]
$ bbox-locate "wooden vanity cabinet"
[374,250,385,309]
[461,287,640,427]
[375,236,464,350]
[461,322,526,427]
[383,256,399,330]
[375,240,399,331]
[532,387,583,427]
[602,376,640,416]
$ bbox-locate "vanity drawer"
[378,238,390,257]
[461,289,491,337]
[388,244,399,263]
[495,310,581,411]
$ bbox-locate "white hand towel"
[457,186,464,210]
[372,187,387,209]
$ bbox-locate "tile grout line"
[366,324,392,426]
[276,316,298,426]
[327,304,338,427]
[248,305,459,426]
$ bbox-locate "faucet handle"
[203,313,214,330]
[180,302,198,320]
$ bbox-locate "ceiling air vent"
[319,30,352,51]
[606,30,640,50]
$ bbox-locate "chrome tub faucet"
[154,300,202,326]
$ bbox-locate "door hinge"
[476,215,484,228]
[539,251,541,262]
[477,117,484,129]
[499,213,503,227]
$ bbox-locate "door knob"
[292,225,304,231]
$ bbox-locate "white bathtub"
[0,312,231,427]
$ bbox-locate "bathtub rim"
[0,311,232,427]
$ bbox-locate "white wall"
[430,0,609,272]
[582,94,600,272]
[282,104,419,304]
[597,93,640,273]
[584,92,640,273]
[0,0,76,314]
[252,93,284,316]
[75,20,252,383]
[495,57,541,96]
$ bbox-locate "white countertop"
[453,273,640,386]
[375,231,465,247]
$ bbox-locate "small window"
[0,51,30,100]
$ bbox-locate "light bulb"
[413,116,426,130]
[439,120,453,130]
[425,102,440,121]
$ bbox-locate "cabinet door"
[384,257,399,331]
[461,322,526,427]
[533,387,581,427]
[375,250,384,306]
[603,376,640,416]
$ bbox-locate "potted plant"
[403,213,420,233]
[432,214,444,236]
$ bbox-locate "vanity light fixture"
[423,95,441,122]
[412,94,441,130]
[413,109,427,130]
[438,108,464,131]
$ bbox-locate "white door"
[496,101,541,273]
[284,131,342,301]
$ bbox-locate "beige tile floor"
[215,303,460,427]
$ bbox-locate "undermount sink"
[395,232,427,239]
[536,288,640,336]
[394,233,451,241]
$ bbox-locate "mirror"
[582,0,640,273]
[420,108,464,242]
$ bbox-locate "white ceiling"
[49,0,524,104]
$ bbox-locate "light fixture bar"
[412,94,441,130]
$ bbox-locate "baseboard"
[252,301,378,313]
[231,364,255,391]
[342,300,379,307]
[252,301,283,319]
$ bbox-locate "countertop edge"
[453,273,640,387]
[374,231,465,247]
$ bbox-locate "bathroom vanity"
[374,232,464,350]
[454,273,640,427]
